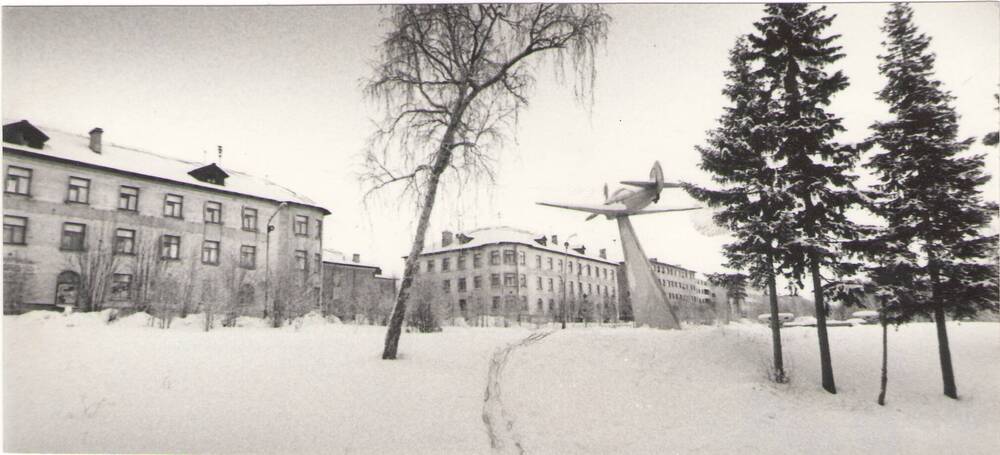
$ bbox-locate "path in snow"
[482,329,555,454]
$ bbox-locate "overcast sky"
[4,2,998,285]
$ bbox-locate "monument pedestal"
[617,216,680,329]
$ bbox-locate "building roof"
[322,249,382,271]
[2,119,329,215]
[419,226,620,265]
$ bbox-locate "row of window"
[456,295,604,315]
[439,274,615,298]
[4,165,321,237]
[654,263,696,280]
[425,249,616,282]
[657,277,698,292]
[3,215,321,271]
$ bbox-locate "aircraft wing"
[631,206,701,216]
[537,202,701,217]
[536,202,630,215]
[620,181,684,189]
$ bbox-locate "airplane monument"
[538,162,699,329]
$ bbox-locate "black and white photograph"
[2,1,998,453]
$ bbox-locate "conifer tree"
[747,3,861,394]
[687,37,793,383]
[867,3,999,399]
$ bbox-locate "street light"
[562,233,577,330]
[264,202,288,321]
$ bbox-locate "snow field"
[4,312,998,454]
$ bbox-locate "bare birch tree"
[362,4,610,359]
[69,232,120,312]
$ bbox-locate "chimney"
[88,128,103,154]
[442,230,453,247]
[551,235,558,245]
[352,253,360,263]
[599,248,607,259]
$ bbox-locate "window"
[294,215,309,236]
[457,255,467,270]
[519,274,526,288]
[111,274,132,301]
[548,257,554,270]
[503,273,516,287]
[114,228,135,255]
[315,219,323,239]
[518,251,526,265]
[537,299,544,313]
[503,250,515,265]
[204,201,223,224]
[569,281,574,295]
[242,207,258,231]
[558,259,563,272]
[549,299,555,313]
[458,277,467,292]
[536,276,543,290]
[295,250,308,271]
[66,177,90,203]
[442,257,451,271]
[161,235,181,259]
[474,276,482,289]
[587,265,592,276]
[118,186,139,211]
[60,223,86,251]
[473,252,483,268]
[535,255,542,268]
[240,245,257,269]
[568,262,573,273]
[588,283,593,294]
[442,280,451,293]
[5,166,31,195]
[490,273,500,287]
[491,296,500,312]
[164,194,184,218]
[490,250,501,265]
[3,216,27,244]
[202,240,220,265]
[426,259,435,273]
[315,253,322,274]
[548,278,554,291]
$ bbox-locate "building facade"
[321,249,397,324]
[411,226,621,325]
[3,120,329,316]
[618,258,723,324]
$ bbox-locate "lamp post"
[562,233,577,330]
[264,202,288,321]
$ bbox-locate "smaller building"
[321,250,396,324]
[618,258,722,324]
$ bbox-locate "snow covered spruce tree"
[747,3,863,394]
[361,4,609,359]
[687,37,793,383]
[867,3,999,399]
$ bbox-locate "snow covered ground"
[4,311,998,454]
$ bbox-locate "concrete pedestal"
[617,216,680,329]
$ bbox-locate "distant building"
[617,258,721,324]
[3,119,329,316]
[411,226,621,325]
[321,249,396,323]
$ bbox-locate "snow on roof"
[420,225,621,265]
[322,249,382,270]
[2,120,329,214]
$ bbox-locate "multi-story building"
[3,119,329,315]
[321,249,397,324]
[411,226,621,325]
[618,258,723,323]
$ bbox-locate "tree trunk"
[810,254,836,394]
[927,249,958,399]
[766,252,786,383]
[877,310,888,406]
[382,113,464,359]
